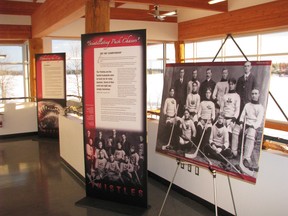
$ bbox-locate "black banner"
[81,30,147,208]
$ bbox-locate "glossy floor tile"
[0,136,217,216]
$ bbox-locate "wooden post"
[29,38,43,100]
[85,0,110,33]
[174,41,185,63]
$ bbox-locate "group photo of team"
[85,128,145,187]
[156,61,271,182]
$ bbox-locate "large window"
[184,31,288,124]
[0,44,29,102]
[147,42,175,111]
[52,39,82,103]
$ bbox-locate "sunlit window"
[184,31,288,126]
[0,44,28,102]
[52,39,82,103]
[146,43,177,112]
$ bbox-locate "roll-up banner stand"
[35,53,66,138]
[78,29,148,212]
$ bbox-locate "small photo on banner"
[156,61,271,183]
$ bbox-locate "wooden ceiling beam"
[179,1,288,41]
[31,0,86,38]
[110,7,177,22]
[0,25,31,40]
[115,0,228,12]
[0,0,41,16]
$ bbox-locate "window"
[52,39,82,103]
[184,31,288,130]
[0,44,29,102]
[147,43,176,111]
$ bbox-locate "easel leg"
[228,176,237,216]
[158,159,181,216]
[209,167,218,216]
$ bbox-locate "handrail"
[0,97,36,101]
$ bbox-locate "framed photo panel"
[156,61,271,183]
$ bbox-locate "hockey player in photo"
[105,154,121,182]
[178,109,196,153]
[231,88,264,169]
[203,113,233,168]
[213,68,229,117]
[187,69,201,94]
[162,87,178,150]
[185,81,200,124]
[199,68,216,101]
[120,155,134,185]
[220,78,241,139]
[114,141,126,163]
[174,68,187,117]
[196,87,215,151]
[94,150,107,180]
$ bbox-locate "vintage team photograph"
[156,61,271,183]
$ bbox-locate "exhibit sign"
[156,61,271,183]
[81,30,147,207]
[35,53,66,137]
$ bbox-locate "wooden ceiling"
[0,0,228,19]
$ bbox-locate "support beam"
[117,0,228,12]
[29,38,43,100]
[85,0,110,33]
[31,0,86,38]
[179,1,288,41]
[0,0,41,15]
[174,41,185,63]
[0,25,31,40]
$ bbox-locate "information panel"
[35,53,66,137]
[81,30,147,208]
[156,61,271,183]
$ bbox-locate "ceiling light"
[162,10,177,16]
[0,55,6,59]
[208,0,226,4]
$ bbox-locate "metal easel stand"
[158,158,181,216]
[211,33,248,216]
[208,166,218,216]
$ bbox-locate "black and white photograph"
[156,61,271,183]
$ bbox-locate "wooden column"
[85,0,110,33]
[174,41,185,63]
[29,38,43,100]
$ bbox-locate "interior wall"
[48,18,178,42]
[148,120,288,216]
[0,102,37,136]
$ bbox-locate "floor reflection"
[0,136,216,216]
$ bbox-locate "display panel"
[81,30,147,207]
[156,61,271,183]
[35,53,66,137]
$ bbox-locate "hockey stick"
[185,124,207,159]
[162,104,179,150]
[238,117,255,176]
[217,152,242,175]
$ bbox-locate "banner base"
[75,197,150,216]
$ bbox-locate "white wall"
[0,102,37,136]
[48,18,178,42]
[148,120,288,216]
[58,117,288,216]
[59,115,84,177]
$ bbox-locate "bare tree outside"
[66,43,82,101]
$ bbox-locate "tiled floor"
[0,135,217,216]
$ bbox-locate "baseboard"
[148,171,234,216]
[60,157,86,187]
[0,132,38,140]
